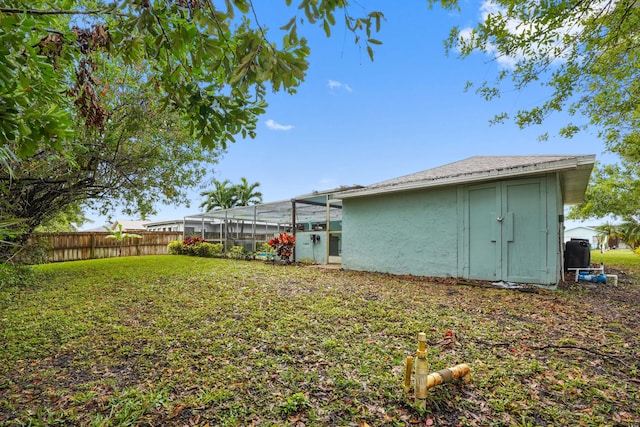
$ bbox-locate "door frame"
[458,177,548,283]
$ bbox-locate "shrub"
[192,242,223,257]
[207,243,224,257]
[228,245,246,259]
[256,242,273,253]
[6,235,52,265]
[168,240,223,258]
[0,263,34,289]
[268,233,296,262]
[168,240,183,255]
[183,236,206,246]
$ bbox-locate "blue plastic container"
[578,273,607,283]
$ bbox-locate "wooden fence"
[33,231,183,262]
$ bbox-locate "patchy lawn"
[591,249,640,273]
[0,256,638,426]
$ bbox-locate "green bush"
[210,243,224,256]
[167,240,183,255]
[256,242,273,253]
[0,263,34,289]
[10,237,52,265]
[168,240,223,258]
[208,243,224,257]
[228,245,246,259]
[192,242,223,257]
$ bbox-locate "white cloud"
[327,80,353,92]
[458,0,589,69]
[265,119,293,131]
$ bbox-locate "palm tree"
[200,179,238,242]
[104,224,142,256]
[234,177,263,237]
[199,179,237,212]
[235,177,263,207]
[619,221,640,249]
[199,178,263,240]
[595,223,622,249]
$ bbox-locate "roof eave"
[337,155,595,200]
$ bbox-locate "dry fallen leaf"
[170,404,186,418]
[288,414,302,423]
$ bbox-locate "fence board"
[33,231,183,262]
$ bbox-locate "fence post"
[90,233,96,259]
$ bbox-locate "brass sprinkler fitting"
[403,332,471,410]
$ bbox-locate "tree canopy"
[3,0,637,168]
[1,0,385,160]
[0,0,385,259]
[0,63,218,257]
[448,0,638,153]
[569,159,640,222]
[449,0,638,222]
[0,0,388,259]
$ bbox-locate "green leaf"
[326,11,335,26]
[225,0,234,18]
[367,45,374,61]
[323,19,331,37]
[232,0,249,14]
[280,16,296,31]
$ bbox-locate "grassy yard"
[591,249,640,273]
[0,256,638,426]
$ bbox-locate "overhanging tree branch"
[0,7,122,16]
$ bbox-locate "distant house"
[564,226,601,248]
[111,220,150,232]
[145,217,282,246]
[144,219,185,232]
[337,155,596,287]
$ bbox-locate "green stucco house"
[338,155,595,286]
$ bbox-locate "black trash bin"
[564,238,591,269]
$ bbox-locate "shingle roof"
[368,155,586,188]
[338,155,596,203]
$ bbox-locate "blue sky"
[87,1,614,228]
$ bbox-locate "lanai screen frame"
[183,186,362,253]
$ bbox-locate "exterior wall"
[295,231,327,264]
[564,227,599,247]
[342,186,459,276]
[294,221,341,264]
[342,173,563,286]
